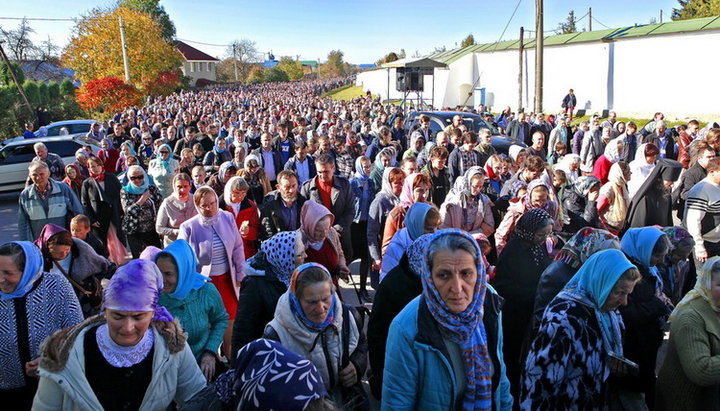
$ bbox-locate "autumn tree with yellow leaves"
[62,7,183,92]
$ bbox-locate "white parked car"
[0,135,101,192]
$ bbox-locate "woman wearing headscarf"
[593,138,625,184]
[156,173,198,247]
[533,227,621,327]
[115,140,137,173]
[230,231,305,361]
[0,241,82,408]
[72,148,90,178]
[33,260,206,410]
[179,186,245,360]
[616,227,672,409]
[156,239,228,381]
[381,172,432,254]
[220,176,260,259]
[556,153,582,184]
[628,143,660,199]
[206,161,237,199]
[97,137,120,174]
[147,143,179,198]
[264,263,368,407]
[62,163,86,199]
[34,224,115,317]
[561,175,602,233]
[656,256,720,409]
[237,155,271,205]
[367,167,405,286]
[369,146,395,193]
[494,208,554,400]
[508,145,528,174]
[350,156,376,302]
[203,137,232,174]
[120,165,164,258]
[441,166,495,236]
[298,200,351,290]
[522,249,641,409]
[382,229,513,410]
[381,203,441,282]
[494,179,560,254]
[625,158,683,229]
[598,161,631,235]
[80,155,126,264]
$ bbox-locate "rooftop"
[175,41,220,62]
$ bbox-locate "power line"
[491,0,523,51]
[175,38,231,48]
[592,16,610,29]
[0,16,76,22]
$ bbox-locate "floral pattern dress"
[120,185,164,235]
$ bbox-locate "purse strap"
[52,259,92,296]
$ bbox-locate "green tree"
[558,10,578,34]
[0,61,25,87]
[461,34,475,47]
[319,50,346,78]
[60,78,76,97]
[118,0,176,43]
[246,66,264,84]
[38,82,49,106]
[672,0,720,19]
[22,80,39,106]
[264,67,289,83]
[277,57,304,80]
[48,81,60,101]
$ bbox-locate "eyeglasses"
[159,151,169,154]
[129,175,144,181]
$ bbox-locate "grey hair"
[229,176,249,192]
[33,142,47,151]
[28,159,49,171]
[427,233,478,271]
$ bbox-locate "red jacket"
[226,200,260,259]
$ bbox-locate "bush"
[77,76,141,114]
[48,81,60,101]
[0,62,25,87]
[264,67,289,83]
[60,78,75,97]
[23,80,40,107]
[38,83,49,107]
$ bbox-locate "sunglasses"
[129,175,144,181]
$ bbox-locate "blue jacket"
[382,293,513,411]
[18,179,84,241]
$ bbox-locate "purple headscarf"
[102,259,173,321]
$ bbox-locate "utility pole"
[232,43,238,82]
[518,27,523,112]
[588,7,592,32]
[534,0,543,113]
[118,16,131,83]
[660,10,664,24]
[0,40,36,123]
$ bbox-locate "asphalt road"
[0,191,20,243]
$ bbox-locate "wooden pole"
[518,27,524,112]
[534,0,543,113]
[118,16,131,83]
[589,7,592,31]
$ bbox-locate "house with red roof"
[175,40,220,87]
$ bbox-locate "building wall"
[180,60,217,85]
[357,30,720,120]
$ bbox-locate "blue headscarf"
[560,249,637,356]
[418,229,492,410]
[156,239,207,300]
[288,263,338,332]
[0,241,44,300]
[354,156,370,181]
[122,165,150,194]
[213,137,227,154]
[405,202,433,241]
[155,143,174,173]
[621,227,667,291]
[120,140,136,157]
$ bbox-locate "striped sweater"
[684,178,720,254]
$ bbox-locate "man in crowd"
[253,133,284,187]
[273,122,295,165]
[448,131,482,181]
[643,120,677,160]
[284,141,316,185]
[674,142,715,219]
[33,142,65,181]
[527,131,547,160]
[561,88,576,120]
[685,157,720,263]
[365,126,395,163]
[18,160,83,241]
[260,170,307,240]
[475,128,497,166]
[421,146,451,207]
[506,112,530,145]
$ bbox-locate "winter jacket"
[258,191,307,241]
[380,228,413,282]
[264,292,368,393]
[506,120,530,144]
[447,147,483,181]
[33,316,206,410]
[531,260,578,328]
[382,295,513,411]
[230,254,288,363]
[367,253,422,399]
[18,180,84,242]
[159,283,228,362]
[300,175,356,231]
[561,188,600,233]
[440,192,494,235]
[367,192,399,261]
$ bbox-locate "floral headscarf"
[603,138,624,163]
[103,259,173,321]
[670,256,720,321]
[555,227,620,269]
[418,229,492,410]
[572,176,601,197]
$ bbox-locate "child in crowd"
[70,214,109,258]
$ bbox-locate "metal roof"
[381,57,448,68]
[428,15,720,65]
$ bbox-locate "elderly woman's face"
[0,255,22,294]
[159,146,170,160]
[105,309,154,347]
[310,215,332,242]
[129,169,144,187]
[299,280,332,324]
[198,192,219,218]
[532,223,553,246]
[431,249,477,313]
[48,242,71,261]
[602,279,637,311]
[231,189,247,204]
[156,256,178,294]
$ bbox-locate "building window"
[208,63,213,72]
[191,62,196,72]
[199,62,205,72]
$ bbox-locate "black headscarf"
[507,208,554,267]
[625,158,682,230]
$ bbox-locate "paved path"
[0,191,20,242]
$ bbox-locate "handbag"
[52,260,103,309]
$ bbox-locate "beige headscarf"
[669,256,720,321]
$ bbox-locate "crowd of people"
[5,75,720,410]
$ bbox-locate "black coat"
[561,189,600,233]
[367,253,422,399]
[258,191,307,241]
[230,254,289,364]
[672,162,706,218]
[250,147,284,181]
[642,132,677,160]
[80,174,125,243]
[531,260,578,329]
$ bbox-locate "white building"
[356,16,720,121]
[176,41,219,87]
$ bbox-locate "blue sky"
[0,0,680,63]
